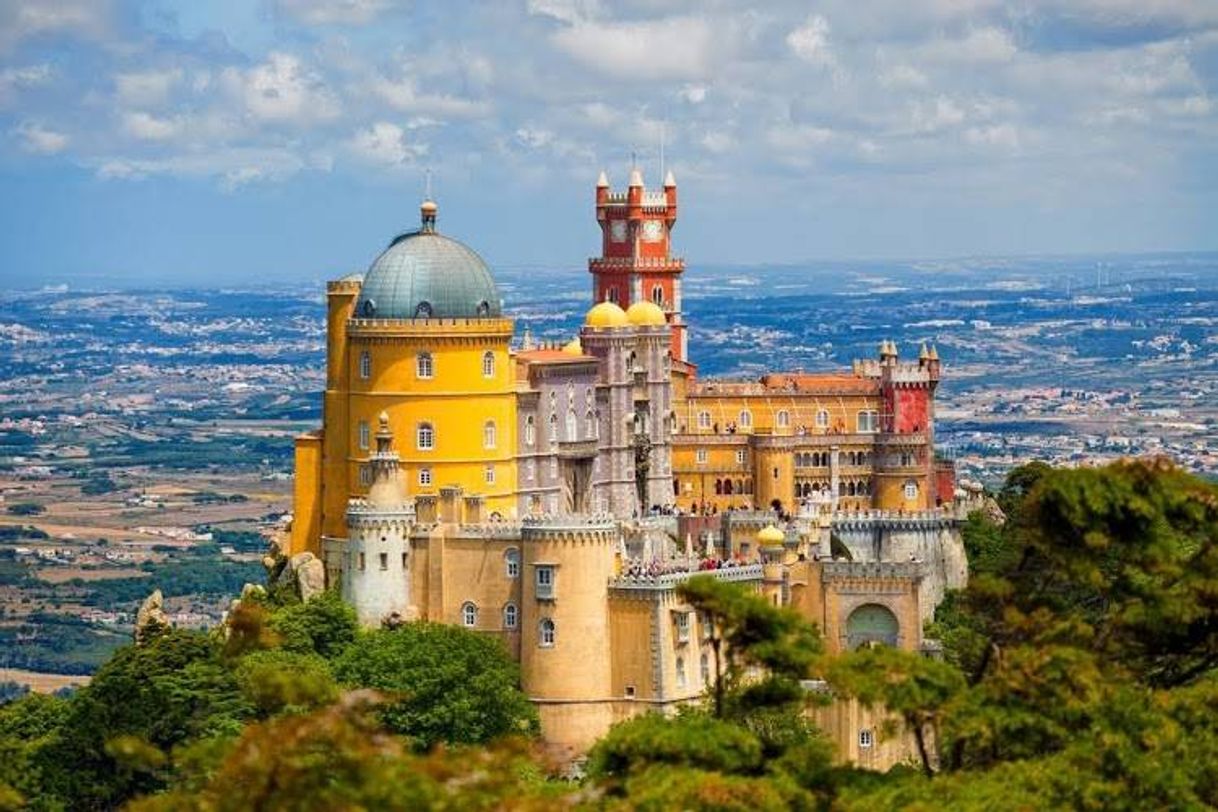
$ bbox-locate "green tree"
[36,629,251,810]
[0,692,69,808]
[235,649,339,718]
[268,589,359,660]
[333,623,539,750]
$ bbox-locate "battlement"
[820,560,923,581]
[588,257,684,271]
[830,508,960,530]
[610,562,764,591]
[347,317,514,337]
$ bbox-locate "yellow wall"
[289,431,322,555]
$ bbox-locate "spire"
[628,166,643,188]
[919,342,930,361]
[596,170,609,188]
[929,344,940,361]
[664,169,676,188]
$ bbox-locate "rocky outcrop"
[263,542,327,603]
[134,589,169,645]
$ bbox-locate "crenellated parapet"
[830,508,960,531]
[821,560,924,582]
[522,514,619,545]
[610,562,764,593]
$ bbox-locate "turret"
[627,166,643,217]
[596,170,609,210]
[663,170,677,224]
[879,339,898,365]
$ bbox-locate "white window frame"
[505,548,520,578]
[482,351,495,379]
[535,565,555,599]
[696,448,708,465]
[417,422,435,451]
[358,420,370,450]
[524,415,535,446]
[697,411,711,430]
[674,611,690,643]
[416,351,434,379]
[358,464,372,487]
[483,420,497,449]
[461,602,478,628]
[739,409,752,429]
[358,350,371,380]
[904,479,919,500]
[860,729,874,749]
[485,464,496,485]
[777,409,790,428]
[676,656,687,688]
[503,603,518,630]
[735,449,746,465]
[539,618,556,647]
[418,467,432,487]
[816,409,829,428]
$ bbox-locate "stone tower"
[591,168,686,361]
[341,412,415,625]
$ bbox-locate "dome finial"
[420,198,437,232]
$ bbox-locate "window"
[701,652,711,685]
[548,413,558,447]
[735,449,746,465]
[539,618,556,647]
[697,410,711,430]
[816,409,829,428]
[777,409,790,428]
[358,420,370,450]
[401,552,407,569]
[525,415,535,446]
[674,612,690,643]
[651,284,664,305]
[503,603,518,629]
[607,287,619,304]
[415,301,433,318]
[482,351,495,378]
[696,448,708,465]
[505,548,520,578]
[566,410,577,441]
[859,729,874,749]
[418,467,432,487]
[625,685,636,699]
[675,656,686,689]
[358,350,371,380]
[485,465,496,485]
[739,410,752,429]
[379,552,388,571]
[586,409,596,437]
[358,465,372,487]
[461,602,478,628]
[358,552,366,571]
[483,420,497,449]
[416,351,434,379]
[535,565,555,599]
[858,410,879,433]
[904,480,919,500]
[417,422,434,451]
[700,612,713,641]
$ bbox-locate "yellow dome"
[626,300,666,327]
[757,524,785,544]
[562,336,583,355]
[585,301,629,328]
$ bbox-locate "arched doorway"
[846,604,899,649]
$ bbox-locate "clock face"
[641,219,664,242]
[610,220,627,242]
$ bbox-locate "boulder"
[290,552,327,602]
[134,589,169,645]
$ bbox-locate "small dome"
[586,301,629,328]
[562,336,583,355]
[757,524,785,544]
[626,300,666,327]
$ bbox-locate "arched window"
[739,410,752,429]
[675,656,686,688]
[846,604,899,649]
[539,618,556,647]
[476,300,491,317]
[586,409,596,437]
[415,301,433,318]
[483,420,497,449]
[700,652,710,685]
[503,603,518,629]
[858,410,878,433]
[626,351,637,372]
[735,479,743,495]
[525,415,535,446]
[839,481,847,497]
[724,479,734,495]
[505,548,520,578]
[482,351,495,378]
[848,481,857,496]
[461,602,477,628]
[565,410,577,441]
[697,411,711,430]
[548,413,558,447]
[904,479,919,500]
[358,419,370,450]
[358,351,371,380]
[417,422,434,451]
[816,409,829,428]
[651,284,664,305]
[416,351,434,379]
[714,479,723,495]
[777,409,790,428]
[607,287,620,304]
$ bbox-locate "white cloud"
[12,121,68,154]
[527,0,600,25]
[700,131,733,153]
[96,147,310,184]
[220,53,340,125]
[921,27,1016,63]
[115,68,182,107]
[271,0,396,25]
[0,0,112,52]
[0,63,51,106]
[515,127,554,149]
[787,15,834,67]
[964,123,1019,149]
[879,64,928,90]
[121,111,181,141]
[371,75,489,119]
[908,95,967,133]
[679,84,707,104]
[549,16,719,81]
[347,121,425,166]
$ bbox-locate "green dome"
[355,205,501,320]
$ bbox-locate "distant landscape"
[2,251,1216,682]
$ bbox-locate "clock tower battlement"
[590,168,688,361]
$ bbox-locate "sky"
[0,0,1215,287]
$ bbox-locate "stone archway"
[846,603,899,649]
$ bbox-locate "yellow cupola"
[757,524,785,545]
[562,336,583,355]
[625,300,666,327]
[585,301,629,328]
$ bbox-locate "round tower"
[343,412,416,625]
[518,515,618,761]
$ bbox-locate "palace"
[286,170,967,768]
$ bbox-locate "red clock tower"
[591,167,687,361]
